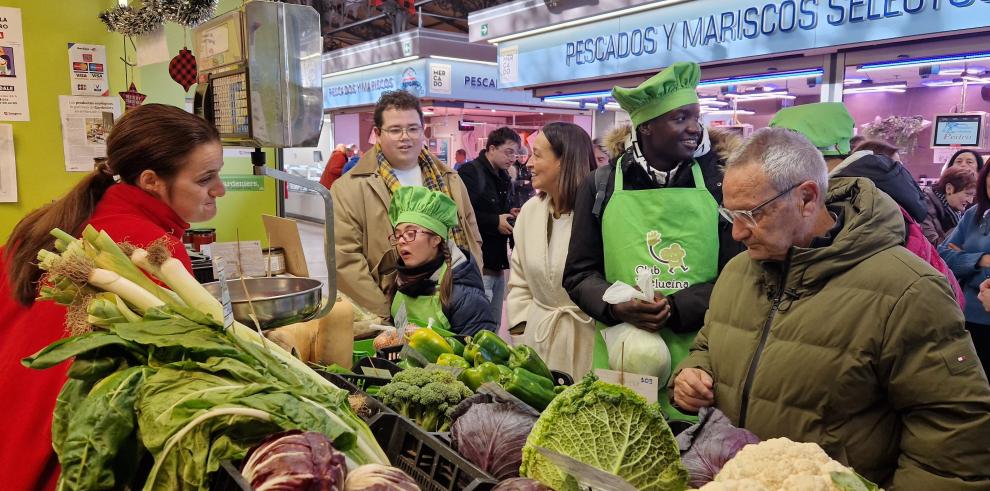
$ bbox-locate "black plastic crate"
[318,371,395,421]
[332,356,404,392]
[368,413,497,491]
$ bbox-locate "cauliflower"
[695,438,879,491]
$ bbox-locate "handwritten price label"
[594,369,659,404]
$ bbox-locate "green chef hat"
[769,102,855,156]
[388,186,458,240]
[612,61,701,128]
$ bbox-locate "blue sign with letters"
[498,0,990,88]
[324,59,542,109]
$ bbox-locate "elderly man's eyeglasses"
[718,183,800,227]
[388,228,435,245]
[380,126,422,139]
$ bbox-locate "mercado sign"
[497,0,990,87]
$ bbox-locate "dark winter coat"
[677,177,990,489]
[444,248,498,336]
[459,152,513,272]
[562,126,746,332]
[830,150,927,222]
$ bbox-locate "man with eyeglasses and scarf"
[671,126,990,490]
[331,90,483,319]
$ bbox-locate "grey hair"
[727,127,829,196]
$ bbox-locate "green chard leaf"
[22,331,144,370]
[59,367,148,491]
[51,378,95,459]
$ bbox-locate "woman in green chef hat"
[387,186,497,336]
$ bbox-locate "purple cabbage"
[676,407,761,487]
[451,401,538,480]
[492,477,553,490]
[343,464,420,490]
[242,430,347,490]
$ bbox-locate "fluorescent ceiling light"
[701,109,756,116]
[486,0,685,45]
[844,78,868,85]
[423,111,435,116]
[324,55,419,78]
[858,51,990,72]
[699,100,729,107]
[543,90,613,102]
[962,76,990,84]
[429,55,498,67]
[939,68,966,76]
[697,69,824,88]
[844,82,907,94]
[724,90,795,102]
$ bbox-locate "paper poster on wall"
[932,147,958,167]
[135,29,170,67]
[0,124,16,202]
[58,96,122,172]
[0,7,29,121]
[429,63,451,95]
[499,45,519,84]
[68,43,108,96]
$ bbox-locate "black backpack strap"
[591,166,610,220]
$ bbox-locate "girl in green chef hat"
[387,186,497,336]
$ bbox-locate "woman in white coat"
[507,122,597,378]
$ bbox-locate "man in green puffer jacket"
[671,127,990,490]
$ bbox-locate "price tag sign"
[426,363,464,378]
[534,447,638,491]
[360,367,394,379]
[594,369,659,404]
[213,256,234,329]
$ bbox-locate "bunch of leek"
[24,226,388,491]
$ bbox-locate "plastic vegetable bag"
[601,271,672,381]
[676,407,761,488]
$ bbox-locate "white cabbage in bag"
[602,323,671,382]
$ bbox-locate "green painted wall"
[0,0,277,246]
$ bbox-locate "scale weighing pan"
[203,277,323,330]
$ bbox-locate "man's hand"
[979,254,990,269]
[510,207,521,217]
[498,213,515,235]
[611,294,670,332]
[673,368,715,412]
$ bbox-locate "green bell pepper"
[436,353,471,369]
[509,344,552,379]
[445,336,465,357]
[496,364,513,384]
[504,367,556,411]
[408,328,453,363]
[396,359,416,370]
[472,330,511,364]
[458,362,502,391]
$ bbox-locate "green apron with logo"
[391,264,452,332]
[597,161,719,420]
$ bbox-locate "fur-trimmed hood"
[603,124,742,164]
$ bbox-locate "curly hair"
[373,90,423,128]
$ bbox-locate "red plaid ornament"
[168,47,198,92]
[119,82,147,111]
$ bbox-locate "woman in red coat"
[0,104,225,490]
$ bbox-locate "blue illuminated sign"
[499,0,990,88]
[324,59,542,109]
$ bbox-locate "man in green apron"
[563,62,745,420]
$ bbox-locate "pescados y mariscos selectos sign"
[501,0,989,87]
